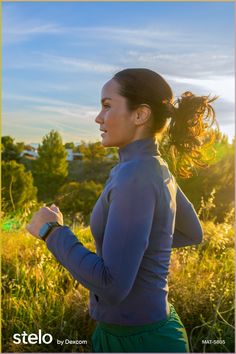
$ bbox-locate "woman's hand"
[26,204,63,238]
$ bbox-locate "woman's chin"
[101,137,114,148]
[101,140,111,147]
[101,136,109,146]
[101,134,120,147]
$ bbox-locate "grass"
[2,226,96,353]
[2,215,235,352]
[169,217,235,352]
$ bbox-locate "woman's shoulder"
[115,157,162,186]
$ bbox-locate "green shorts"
[92,303,189,352]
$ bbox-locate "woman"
[27,68,217,353]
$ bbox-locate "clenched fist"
[26,204,63,238]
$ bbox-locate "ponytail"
[160,92,219,178]
[112,68,219,178]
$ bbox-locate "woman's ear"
[135,104,152,126]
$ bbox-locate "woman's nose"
[95,111,103,124]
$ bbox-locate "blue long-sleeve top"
[46,138,203,325]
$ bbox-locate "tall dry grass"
[2,210,234,352]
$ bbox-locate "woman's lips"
[100,129,107,137]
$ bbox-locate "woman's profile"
[27,68,217,353]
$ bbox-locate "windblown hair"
[113,68,218,178]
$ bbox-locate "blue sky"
[2,1,235,144]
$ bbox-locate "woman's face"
[95,79,138,148]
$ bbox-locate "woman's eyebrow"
[101,97,112,104]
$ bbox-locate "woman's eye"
[103,104,110,109]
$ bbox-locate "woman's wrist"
[44,226,62,242]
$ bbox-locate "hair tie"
[162,99,176,119]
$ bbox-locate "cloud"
[2,93,100,133]
[30,82,72,93]
[123,50,234,78]
[2,4,64,44]
[3,93,97,108]
[166,75,234,103]
[3,7,215,51]
[3,8,178,47]
[2,108,101,144]
[162,74,235,131]
[4,52,121,75]
[36,53,121,74]
[6,46,233,80]
[3,21,64,44]
[68,26,178,48]
[3,8,233,77]
[35,105,99,120]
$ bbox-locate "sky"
[2,1,235,144]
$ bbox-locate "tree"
[177,140,234,222]
[79,141,107,161]
[55,181,103,225]
[78,160,116,185]
[79,141,119,162]
[64,142,75,150]
[2,136,24,162]
[33,130,68,201]
[158,126,234,222]
[2,160,37,212]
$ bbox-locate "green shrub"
[55,181,103,226]
[2,160,37,213]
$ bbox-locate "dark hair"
[113,68,218,178]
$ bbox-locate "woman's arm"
[172,185,203,248]
[46,166,155,305]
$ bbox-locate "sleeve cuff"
[45,225,68,244]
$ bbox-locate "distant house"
[106,153,115,159]
[20,147,83,161]
[65,149,83,161]
[20,148,39,159]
